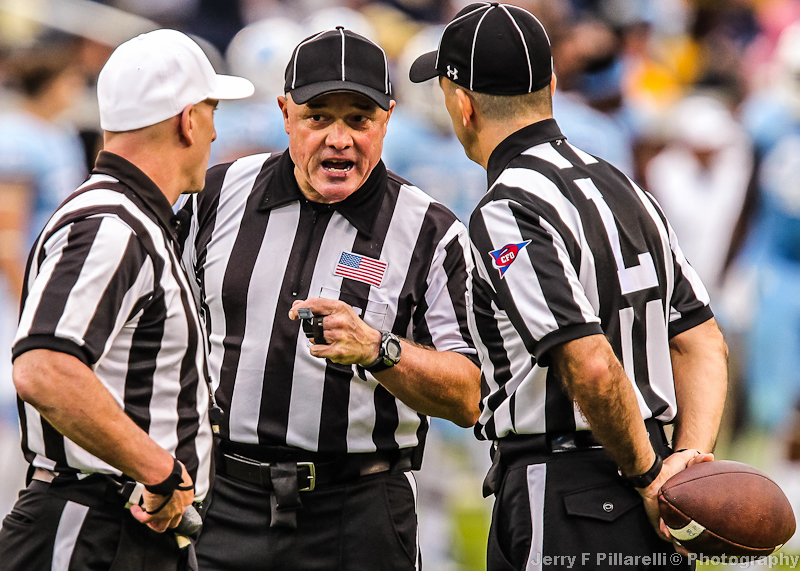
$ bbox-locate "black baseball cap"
[284,27,393,110]
[409,2,552,95]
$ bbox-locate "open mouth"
[322,159,354,173]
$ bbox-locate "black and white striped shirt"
[469,120,713,441]
[12,151,213,500]
[180,150,476,453]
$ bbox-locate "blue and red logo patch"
[489,240,532,278]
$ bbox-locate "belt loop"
[268,462,302,529]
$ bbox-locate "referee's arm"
[290,298,482,428]
[669,317,728,455]
[13,349,194,532]
[366,340,481,428]
[549,335,708,542]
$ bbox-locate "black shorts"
[0,478,185,571]
[487,433,694,571]
[195,470,420,571]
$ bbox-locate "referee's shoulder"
[198,151,277,210]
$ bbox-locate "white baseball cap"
[98,29,255,132]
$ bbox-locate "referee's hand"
[130,461,195,533]
[290,299,382,366]
[636,449,713,549]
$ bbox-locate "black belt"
[482,418,668,497]
[29,469,132,512]
[498,417,667,458]
[216,441,415,529]
[219,449,406,491]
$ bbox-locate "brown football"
[658,460,796,556]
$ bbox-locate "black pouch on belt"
[269,462,303,529]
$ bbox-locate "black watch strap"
[620,453,663,488]
[145,457,183,496]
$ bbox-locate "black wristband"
[620,453,663,488]
[144,457,183,496]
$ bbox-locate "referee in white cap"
[411,3,728,569]
[0,29,252,570]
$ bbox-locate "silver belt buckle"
[298,462,316,492]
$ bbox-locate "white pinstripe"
[291,31,327,90]
[469,9,492,91]
[51,501,89,571]
[499,4,533,92]
[525,464,547,570]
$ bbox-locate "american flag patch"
[334,252,387,287]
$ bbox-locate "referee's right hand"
[130,460,195,533]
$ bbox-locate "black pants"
[487,436,694,571]
[0,478,184,571]
[195,470,419,571]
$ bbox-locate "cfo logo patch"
[489,240,531,278]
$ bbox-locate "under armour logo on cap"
[409,2,552,96]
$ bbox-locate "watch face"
[385,338,401,362]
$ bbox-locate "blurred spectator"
[551,15,636,176]
[0,32,88,295]
[303,5,378,38]
[736,19,800,434]
[209,16,304,163]
[645,94,753,302]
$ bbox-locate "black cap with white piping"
[409,2,552,96]
[284,27,393,110]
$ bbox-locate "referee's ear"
[178,103,194,146]
[454,87,475,129]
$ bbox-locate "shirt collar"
[486,118,566,187]
[257,150,387,238]
[92,151,180,240]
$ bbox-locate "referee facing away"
[0,30,252,570]
[179,27,481,570]
[411,4,728,570]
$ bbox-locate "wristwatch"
[364,331,402,373]
[620,453,663,488]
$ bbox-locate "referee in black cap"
[411,4,728,569]
[179,27,481,570]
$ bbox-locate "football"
[658,460,796,556]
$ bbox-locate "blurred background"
[2,0,800,569]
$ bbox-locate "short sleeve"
[13,215,154,365]
[470,194,602,363]
[664,217,713,337]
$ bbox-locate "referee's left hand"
[130,461,195,533]
[290,299,382,366]
[636,449,713,547]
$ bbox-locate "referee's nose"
[326,120,353,150]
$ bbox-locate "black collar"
[92,151,180,240]
[257,150,386,239]
[486,118,566,187]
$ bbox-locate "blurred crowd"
[3,0,800,568]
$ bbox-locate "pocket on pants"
[382,473,417,565]
[562,482,641,522]
[487,467,534,571]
